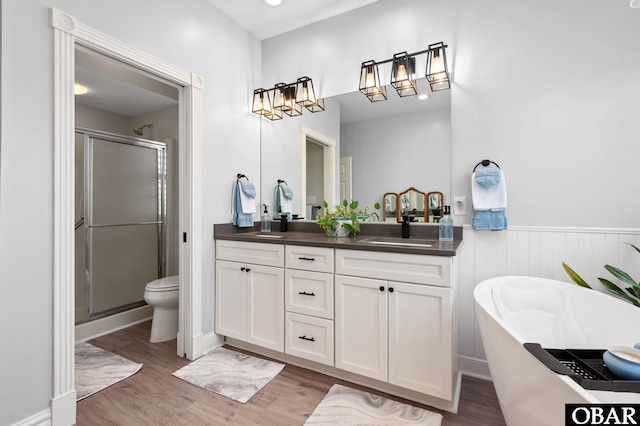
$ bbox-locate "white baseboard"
[201,330,224,356]
[50,390,75,426]
[459,355,492,381]
[75,306,153,342]
[9,408,51,426]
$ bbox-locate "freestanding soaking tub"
[474,276,640,426]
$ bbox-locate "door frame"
[51,8,203,423]
[299,124,336,214]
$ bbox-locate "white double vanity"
[214,223,461,412]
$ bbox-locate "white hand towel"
[279,194,293,214]
[471,170,507,211]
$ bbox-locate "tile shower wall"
[458,225,640,377]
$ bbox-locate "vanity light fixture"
[251,76,324,120]
[295,76,317,107]
[274,82,302,117]
[425,42,451,91]
[359,60,387,102]
[390,52,417,97]
[251,88,273,116]
[264,87,283,121]
[359,41,451,102]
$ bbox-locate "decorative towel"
[471,169,507,211]
[274,185,293,219]
[232,182,254,227]
[472,168,507,230]
[238,179,256,214]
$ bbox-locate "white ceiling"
[207,0,381,40]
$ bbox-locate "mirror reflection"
[260,77,451,220]
[383,192,398,222]
[398,187,426,222]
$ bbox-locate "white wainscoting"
[457,225,640,378]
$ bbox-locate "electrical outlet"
[453,196,467,215]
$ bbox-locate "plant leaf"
[350,200,359,209]
[374,202,380,210]
[599,278,640,307]
[604,264,638,288]
[624,242,640,254]
[323,200,328,208]
[562,263,592,289]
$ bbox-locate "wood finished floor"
[77,321,506,425]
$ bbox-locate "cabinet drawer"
[335,249,451,287]
[286,245,334,273]
[285,269,334,319]
[216,240,284,267]
[285,312,334,366]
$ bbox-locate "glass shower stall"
[75,127,166,323]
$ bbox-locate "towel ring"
[237,173,249,181]
[277,179,288,185]
[473,159,500,172]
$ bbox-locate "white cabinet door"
[215,260,246,340]
[247,264,285,352]
[388,281,452,399]
[335,275,387,381]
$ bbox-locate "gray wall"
[262,0,640,228]
[0,0,260,424]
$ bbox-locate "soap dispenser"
[261,203,271,232]
[439,205,453,241]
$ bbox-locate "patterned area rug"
[305,384,443,425]
[75,342,142,401]
[172,346,285,403]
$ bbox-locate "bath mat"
[304,384,443,425]
[75,342,142,401]
[172,346,285,403]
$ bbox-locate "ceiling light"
[263,0,284,6]
[418,94,429,100]
[74,83,88,95]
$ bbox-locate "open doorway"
[52,7,203,420]
[299,124,336,218]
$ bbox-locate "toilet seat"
[144,275,179,292]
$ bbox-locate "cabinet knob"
[389,287,394,293]
[240,267,245,271]
[298,335,315,342]
[379,286,385,292]
[245,268,251,272]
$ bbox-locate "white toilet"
[143,275,179,343]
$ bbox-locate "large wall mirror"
[260,77,451,221]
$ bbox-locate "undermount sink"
[359,236,436,248]
[245,232,285,239]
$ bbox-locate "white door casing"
[51,8,203,424]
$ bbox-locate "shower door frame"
[79,128,167,319]
[52,8,205,423]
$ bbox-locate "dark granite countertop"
[214,221,462,257]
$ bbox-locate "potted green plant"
[562,242,640,307]
[316,199,380,237]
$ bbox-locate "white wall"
[341,108,451,212]
[0,0,260,424]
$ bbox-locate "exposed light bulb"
[74,83,88,95]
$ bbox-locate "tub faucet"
[402,215,410,239]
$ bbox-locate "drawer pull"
[298,257,316,261]
[298,291,315,296]
[298,335,315,342]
